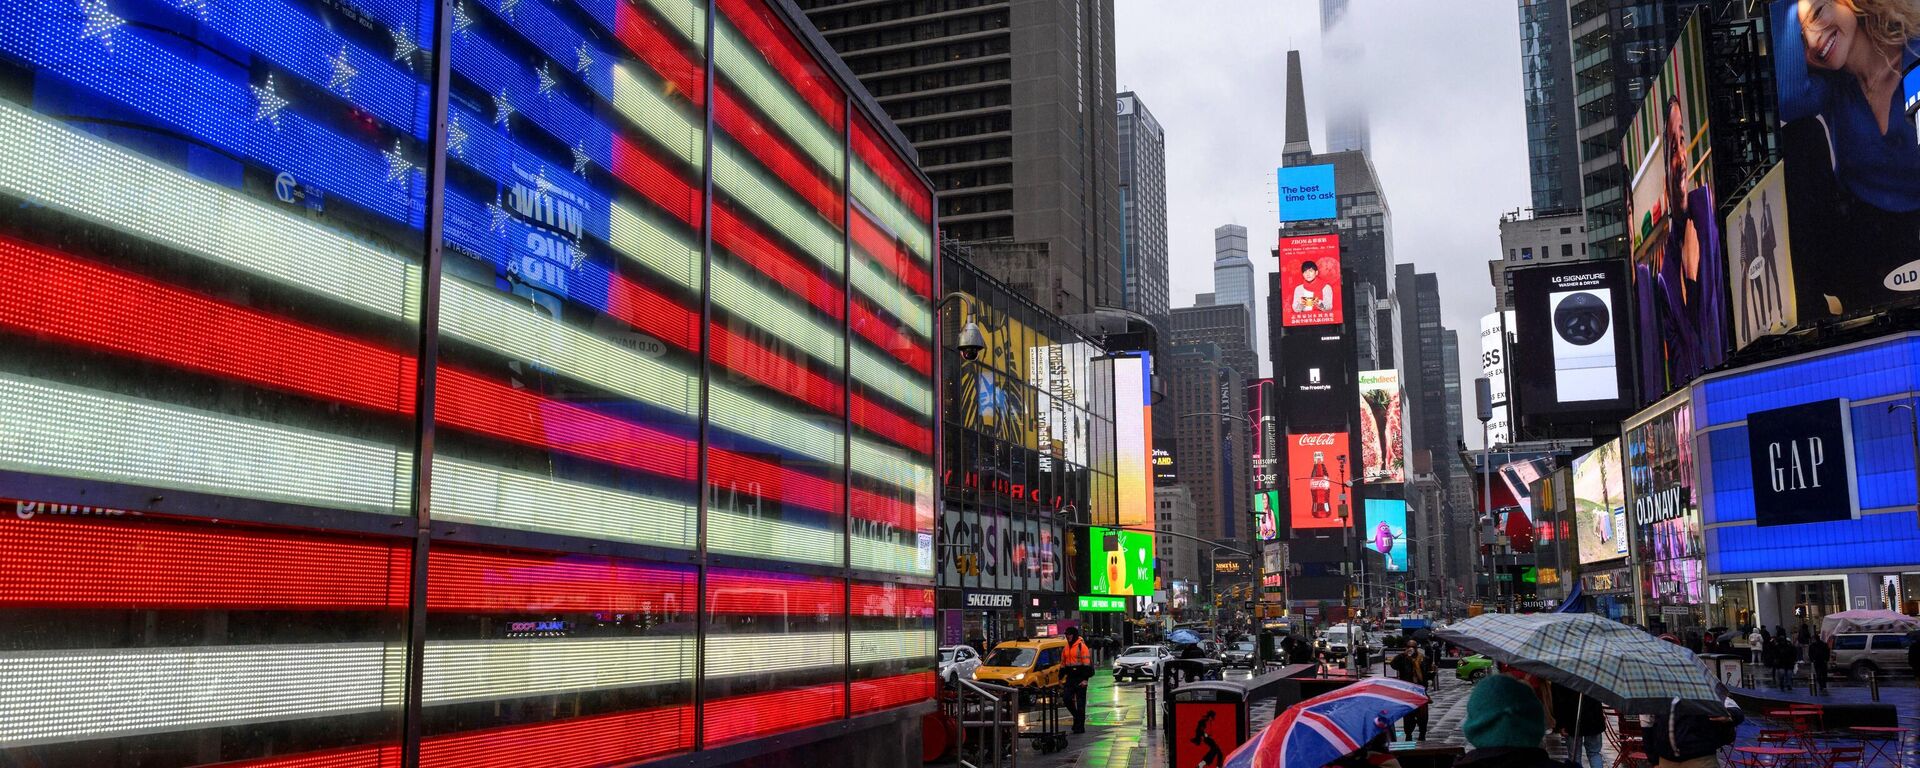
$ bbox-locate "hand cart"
[1019,683,1069,754]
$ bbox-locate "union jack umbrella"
[1222,677,1428,768]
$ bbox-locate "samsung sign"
[1746,398,1860,527]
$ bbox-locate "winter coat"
[1455,747,1579,768]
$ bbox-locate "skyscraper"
[1167,342,1250,545]
[1517,0,1582,212]
[1213,224,1256,347]
[1118,93,1171,329]
[1319,0,1372,154]
[1396,266,1453,484]
[1567,0,1708,259]
[798,0,1124,317]
[1172,302,1259,395]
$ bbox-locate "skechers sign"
[1745,398,1860,527]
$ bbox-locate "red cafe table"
[1735,745,1808,768]
[1849,727,1909,768]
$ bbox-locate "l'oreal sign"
[1746,398,1860,527]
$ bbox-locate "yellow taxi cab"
[970,638,1069,697]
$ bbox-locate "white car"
[1112,644,1171,682]
[939,645,982,682]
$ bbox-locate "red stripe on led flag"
[706,448,843,517]
[850,585,934,618]
[851,207,931,296]
[611,1,704,108]
[849,491,917,533]
[0,236,418,414]
[601,269,700,352]
[712,203,845,321]
[706,570,845,615]
[714,0,844,131]
[428,547,694,613]
[851,395,931,454]
[222,707,694,768]
[434,368,698,480]
[717,90,843,223]
[709,323,843,417]
[852,671,935,714]
[853,117,932,221]
[419,705,693,767]
[851,301,933,376]
[0,516,410,610]
[703,682,845,745]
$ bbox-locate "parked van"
[972,638,1070,699]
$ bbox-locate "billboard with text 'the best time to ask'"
[1277,163,1337,222]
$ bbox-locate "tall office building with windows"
[1213,224,1257,348]
[799,0,1124,318]
[1118,92,1170,330]
[1518,0,1582,212]
[1319,0,1371,155]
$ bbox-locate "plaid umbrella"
[1435,612,1728,716]
[1222,677,1428,768]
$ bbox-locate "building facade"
[1166,342,1250,550]
[0,0,939,764]
[1172,302,1260,393]
[1155,485,1203,605]
[940,254,1118,648]
[799,0,1124,318]
[1567,0,1708,259]
[1517,0,1582,212]
[1490,209,1590,311]
[1213,224,1258,348]
[1118,92,1170,331]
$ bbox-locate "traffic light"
[955,552,980,576]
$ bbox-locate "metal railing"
[952,677,1020,768]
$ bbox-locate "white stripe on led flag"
[705,509,842,566]
[850,256,930,338]
[433,457,696,549]
[851,345,931,413]
[852,538,930,576]
[852,164,932,262]
[712,142,842,272]
[704,631,845,678]
[0,638,695,748]
[850,630,937,666]
[712,23,840,179]
[638,0,705,52]
[0,373,412,516]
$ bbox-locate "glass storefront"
[0,0,935,761]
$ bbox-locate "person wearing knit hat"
[1456,674,1578,768]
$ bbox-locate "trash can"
[1168,681,1249,768]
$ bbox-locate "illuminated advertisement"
[1364,499,1409,572]
[1499,456,1555,522]
[1115,354,1153,528]
[1479,311,1516,444]
[1572,439,1629,564]
[1626,395,1703,611]
[1287,432,1349,530]
[1768,0,1920,325]
[942,508,1063,592]
[1622,11,1728,400]
[1090,526,1156,597]
[1357,369,1404,483]
[1281,331,1351,427]
[1277,163,1338,221]
[0,0,940,759]
[1278,234,1343,326]
[1725,164,1796,350]
[1255,490,1281,541]
[1154,447,1178,486]
[1510,261,1634,415]
[1249,378,1279,489]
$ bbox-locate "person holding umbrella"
[1458,675,1578,768]
[1552,684,1607,768]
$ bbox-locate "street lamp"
[1474,377,1493,610]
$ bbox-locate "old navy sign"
[1746,398,1860,527]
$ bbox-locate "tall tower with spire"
[1283,50,1314,163]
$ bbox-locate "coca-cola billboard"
[1287,432,1349,530]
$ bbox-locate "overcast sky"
[1116,0,1530,448]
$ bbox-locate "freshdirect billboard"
[1357,369,1403,483]
[1571,438,1629,564]
[1288,432,1348,530]
[1115,354,1153,528]
[1278,234,1342,327]
[1766,0,1920,327]
[1277,163,1337,222]
[1364,499,1409,572]
[1622,10,1728,401]
[1090,526,1155,596]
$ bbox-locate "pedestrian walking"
[1389,645,1432,741]
[1061,626,1094,734]
[1767,634,1797,691]
[1806,634,1830,695]
[1551,685,1606,768]
[1458,675,1577,768]
[1747,626,1763,665]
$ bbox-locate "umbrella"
[1168,628,1202,645]
[1435,612,1727,716]
[1222,677,1428,768]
